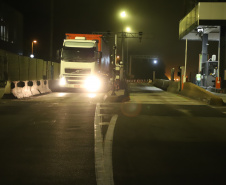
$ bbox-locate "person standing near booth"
[196,72,202,86]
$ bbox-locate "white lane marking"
[94,103,118,185]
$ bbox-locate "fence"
[0,49,60,83]
[0,49,60,98]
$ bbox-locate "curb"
[103,90,130,103]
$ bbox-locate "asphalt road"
[111,84,226,185]
[1,84,226,185]
[0,92,103,185]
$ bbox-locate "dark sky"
[3,0,217,79]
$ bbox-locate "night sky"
[3,0,221,80]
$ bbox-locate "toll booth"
[201,60,218,87]
[179,2,226,89]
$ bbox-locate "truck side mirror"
[56,49,61,61]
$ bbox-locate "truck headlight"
[59,77,66,86]
[84,76,101,92]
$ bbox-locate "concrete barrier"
[2,80,51,99]
[37,80,51,94]
[30,81,41,96]
[181,82,224,106]
[153,79,180,93]
[153,79,224,106]
[153,79,170,91]
[167,81,180,93]
[12,81,33,98]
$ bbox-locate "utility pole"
[111,34,117,96]
[50,0,54,61]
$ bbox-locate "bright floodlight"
[88,93,96,98]
[153,60,157,64]
[59,77,66,86]
[30,54,34,58]
[33,40,37,43]
[84,76,101,92]
[121,11,126,18]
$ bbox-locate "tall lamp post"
[120,11,126,66]
[31,40,37,58]
[120,11,126,82]
[126,27,131,76]
[153,59,158,82]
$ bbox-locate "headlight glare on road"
[59,77,66,86]
[84,76,101,92]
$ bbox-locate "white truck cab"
[59,37,102,92]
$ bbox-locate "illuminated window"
[0,17,8,42]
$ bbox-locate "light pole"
[120,11,126,67]
[120,11,126,83]
[153,59,158,81]
[31,40,37,58]
[126,27,131,76]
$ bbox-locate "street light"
[30,40,37,58]
[126,27,131,32]
[120,11,126,18]
[152,59,158,81]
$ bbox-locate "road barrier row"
[153,79,224,106]
[126,79,153,83]
[0,49,60,99]
[3,80,51,99]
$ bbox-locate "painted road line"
[94,103,118,185]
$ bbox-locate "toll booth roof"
[179,2,226,41]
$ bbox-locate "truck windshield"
[62,47,96,62]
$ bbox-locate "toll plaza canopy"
[179,2,226,41]
[179,2,226,89]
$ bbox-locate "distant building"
[0,2,23,55]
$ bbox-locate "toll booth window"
[0,17,9,42]
[208,62,218,75]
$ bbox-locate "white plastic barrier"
[2,80,51,99]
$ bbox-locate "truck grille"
[65,76,87,85]
[65,68,91,74]
[67,81,81,84]
[66,77,85,81]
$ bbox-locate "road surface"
[1,84,226,185]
